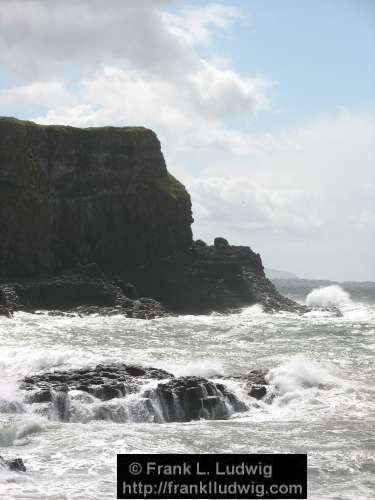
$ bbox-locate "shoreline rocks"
[20,363,253,423]
[0,274,167,319]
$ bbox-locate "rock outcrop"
[0,456,26,472]
[0,117,305,315]
[22,363,173,404]
[245,369,269,400]
[130,239,307,314]
[147,376,247,421]
[20,363,248,423]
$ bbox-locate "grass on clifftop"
[155,173,189,201]
[0,116,152,134]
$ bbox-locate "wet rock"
[21,363,174,405]
[1,275,167,319]
[0,305,12,318]
[150,376,248,422]
[0,456,26,472]
[20,365,254,424]
[249,386,267,399]
[245,369,269,400]
[89,383,127,401]
[317,306,343,317]
[52,391,71,422]
[26,388,53,403]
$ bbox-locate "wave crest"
[306,285,351,308]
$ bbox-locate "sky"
[0,0,374,280]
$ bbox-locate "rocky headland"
[0,117,306,317]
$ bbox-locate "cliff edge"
[0,117,305,317]
[0,117,192,277]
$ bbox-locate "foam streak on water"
[0,282,375,499]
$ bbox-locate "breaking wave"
[266,356,340,396]
[306,285,351,308]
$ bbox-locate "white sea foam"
[266,356,340,396]
[306,285,352,308]
[0,287,374,499]
[168,359,225,378]
[0,419,45,446]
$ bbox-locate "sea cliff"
[0,117,305,317]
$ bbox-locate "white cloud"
[1,1,271,143]
[0,81,72,110]
[173,110,375,280]
[0,0,186,78]
[33,61,270,133]
[163,3,240,45]
[0,1,374,280]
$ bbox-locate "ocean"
[1,281,374,499]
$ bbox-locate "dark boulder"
[245,369,269,400]
[214,237,229,249]
[194,239,207,248]
[149,376,248,422]
[0,456,26,472]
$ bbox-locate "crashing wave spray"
[306,285,351,308]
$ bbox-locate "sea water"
[0,282,374,499]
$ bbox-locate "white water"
[306,284,352,307]
[1,282,375,499]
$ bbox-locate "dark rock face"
[0,117,192,278]
[0,117,305,316]
[21,365,248,423]
[0,274,167,318]
[0,456,26,472]
[131,240,307,314]
[149,376,248,422]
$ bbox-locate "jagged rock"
[25,388,53,403]
[21,363,174,404]
[194,239,207,248]
[149,376,248,422]
[20,366,250,423]
[245,369,269,400]
[131,241,307,314]
[0,456,26,472]
[0,275,167,318]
